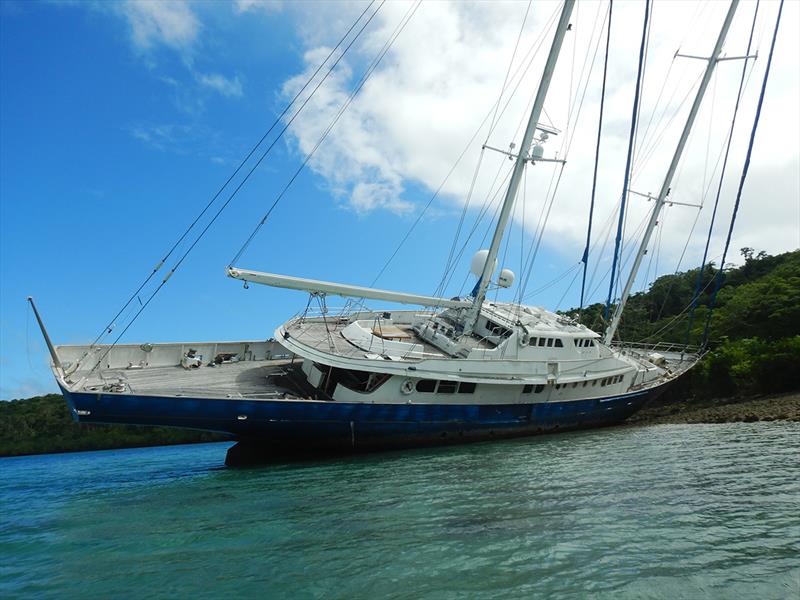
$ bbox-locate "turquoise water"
[1,423,798,599]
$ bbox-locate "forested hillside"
[563,248,800,398]
[0,394,227,457]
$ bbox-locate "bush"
[693,336,800,398]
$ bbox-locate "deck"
[77,359,308,399]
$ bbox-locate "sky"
[1,0,798,400]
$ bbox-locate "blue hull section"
[60,385,665,452]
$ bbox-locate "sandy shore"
[629,391,800,425]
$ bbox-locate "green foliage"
[693,337,800,397]
[710,251,800,341]
[562,249,800,399]
[0,394,228,457]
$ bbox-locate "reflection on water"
[1,422,798,599]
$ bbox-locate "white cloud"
[234,0,282,15]
[119,0,200,53]
[279,0,799,297]
[197,72,243,97]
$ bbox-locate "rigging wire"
[370,3,563,291]
[438,0,533,293]
[638,268,720,343]
[516,1,607,305]
[452,167,515,297]
[579,0,612,320]
[487,0,533,141]
[703,0,784,345]
[78,0,379,358]
[604,0,651,320]
[683,0,761,346]
[632,71,703,180]
[585,205,653,305]
[522,261,581,300]
[438,53,548,302]
[231,0,411,265]
[87,0,412,374]
[434,5,568,300]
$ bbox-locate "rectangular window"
[546,338,554,347]
[416,379,436,393]
[522,384,533,394]
[437,380,457,394]
[555,339,563,348]
[534,384,544,393]
[458,382,476,394]
[538,338,546,347]
[529,337,538,346]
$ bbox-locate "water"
[1,423,798,599]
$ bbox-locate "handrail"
[610,340,702,355]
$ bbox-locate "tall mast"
[462,0,575,336]
[603,0,739,345]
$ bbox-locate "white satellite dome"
[498,268,515,288]
[470,249,497,277]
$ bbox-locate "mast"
[603,0,739,345]
[462,0,575,337]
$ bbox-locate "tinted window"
[438,380,457,394]
[546,338,553,347]
[416,379,436,393]
[534,384,544,393]
[538,338,546,347]
[555,339,563,348]
[522,384,533,394]
[458,382,476,394]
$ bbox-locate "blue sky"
[1,0,798,399]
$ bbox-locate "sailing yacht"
[36,0,743,461]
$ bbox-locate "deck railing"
[611,340,703,357]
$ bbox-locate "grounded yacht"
[32,0,756,463]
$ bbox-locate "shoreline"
[629,391,800,426]
[3,392,798,459]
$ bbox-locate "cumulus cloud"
[279,0,799,297]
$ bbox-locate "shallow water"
[1,423,798,599]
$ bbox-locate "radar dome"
[498,268,515,288]
[470,249,497,277]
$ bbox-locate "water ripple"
[1,422,798,599]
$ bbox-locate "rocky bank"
[629,391,800,425]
